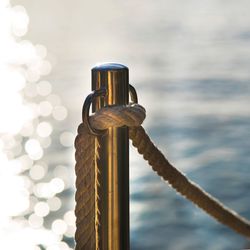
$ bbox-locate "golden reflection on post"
[92,63,129,250]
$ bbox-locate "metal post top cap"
[92,62,128,72]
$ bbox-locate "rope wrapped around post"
[75,123,96,249]
[75,103,250,249]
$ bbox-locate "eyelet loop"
[129,84,138,104]
[82,85,137,136]
[82,88,107,136]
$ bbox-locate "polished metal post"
[92,63,129,250]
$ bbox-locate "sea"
[7,0,250,249]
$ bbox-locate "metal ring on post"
[82,88,107,136]
[83,85,137,136]
[129,84,138,104]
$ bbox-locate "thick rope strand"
[75,123,96,250]
[129,126,250,238]
[90,104,146,129]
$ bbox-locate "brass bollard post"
[92,63,130,250]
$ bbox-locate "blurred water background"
[1,0,250,249]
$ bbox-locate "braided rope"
[90,103,146,129]
[75,103,250,249]
[75,123,96,249]
[129,126,250,238]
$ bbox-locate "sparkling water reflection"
[0,2,75,249]
[2,0,250,249]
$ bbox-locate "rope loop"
[89,103,146,131]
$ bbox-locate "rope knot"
[89,103,146,130]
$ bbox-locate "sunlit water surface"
[2,0,250,249]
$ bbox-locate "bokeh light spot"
[11,5,29,37]
[64,225,76,238]
[40,136,52,149]
[37,81,52,96]
[29,164,46,180]
[59,132,74,147]
[47,197,62,212]
[53,165,69,181]
[49,178,65,194]
[34,201,50,217]
[52,106,67,121]
[33,182,54,198]
[28,213,43,228]
[20,122,34,137]
[38,101,53,117]
[36,121,52,138]
[51,220,67,235]
[18,154,33,171]
[25,139,43,160]
[64,211,76,226]
[26,69,40,82]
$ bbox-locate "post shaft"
[92,63,130,250]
